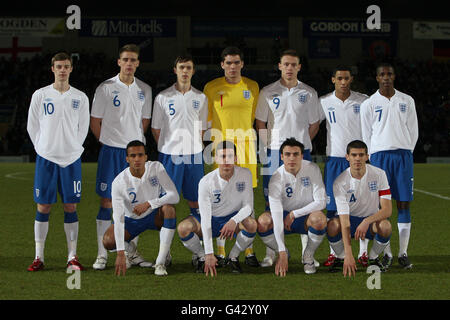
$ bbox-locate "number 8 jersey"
[27,84,90,167]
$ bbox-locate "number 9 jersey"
[27,84,90,167]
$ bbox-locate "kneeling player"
[102,140,179,276]
[257,138,327,276]
[327,140,392,276]
[177,141,257,276]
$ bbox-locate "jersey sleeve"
[27,90,42,147]
[91,84,107,119]
[142,85,152,119]
[148,162,180,209]
[360,99,373,155]
[378,169,392,200]
[333,178,350,215]
[268,172,286,252]
[77,93,90,146]
[151,94,163,130]
[407,96,419,151]
[198,178,214,255]
[112,179,126,251]
[255,89,269,122]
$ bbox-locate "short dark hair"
[346,140,368,154]
[119,44,140,58]
[215,140,237,155]
[221,46,243,61]
[376,62,395,75]
[174,54,194,68]
[332,65,352,77]
[126,140,146,155]
[51,52,72,67]
[280,137,304,155]
[280,49,300,62]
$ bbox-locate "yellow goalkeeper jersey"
[204,76,259,187]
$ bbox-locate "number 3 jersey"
[91,74,152,148]
[333,164,391,218]
[27,84,90,167]
[319,90,368,157]
[111,161,179,250]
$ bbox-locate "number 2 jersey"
[111,161,179,251]
[333,164,391,218]
[91,74,152,148]
[27,84,90,167]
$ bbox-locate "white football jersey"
[255,80,320,151]
[112,161,179,251]
[268,160,326,252]
[198,166,254,255]
[319,91,368,157]
[333,164,391,218]
[360,89,418,155]
[27,84,90,167]
[151,84,208,155]
[91,74,152,148]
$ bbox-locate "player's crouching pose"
[327,140,392,276]
[102,140,179,276]
[177,141,257,276]
[257,138,327,276]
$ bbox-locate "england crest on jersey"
[301,177,311,187]
[137,91,145,101]
[72,99,80,110]
[353,104,360,114]
[399,103,407,113]
[192,100,200,110]
[298,94,307,104]
[236,182,246,192]
[243,90,251,100]
[150,176,159,187]
[368,181,378,192]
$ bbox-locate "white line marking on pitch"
[414,188,450,201]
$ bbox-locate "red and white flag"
[0,36,42,61]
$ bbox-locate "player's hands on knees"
[115,251,127,276]
[284,211,295,231]
[343,254,357,278]
[275,251,289,277]
[219,220,237,240]
[133,202,151,216]
[204,254,218,277]
[354,220,370,240]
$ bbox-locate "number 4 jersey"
[27,84,90,167]
[91,74,152,148]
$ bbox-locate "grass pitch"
[0,162,449,301]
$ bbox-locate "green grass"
[0,163,449,300]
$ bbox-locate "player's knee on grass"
[257,212,272,233]
[63,203,76,212]
[327,218,341,237]
[242,217,257,234]
[308,211,327,230]
[37,204,52,214]
[375,219,392,238]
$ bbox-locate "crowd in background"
[0,51,448,162]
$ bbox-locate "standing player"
[27,52,89,271]
[257,138,327,276]
[319,66,369,268]
[203,46,260,267]
[361,63,418,269]
[327,140,393,276]
[91,44,153,270]
[255,49,321,267]
[151,54,207,239]
[102,140,179,276]
[177,141,257,276]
